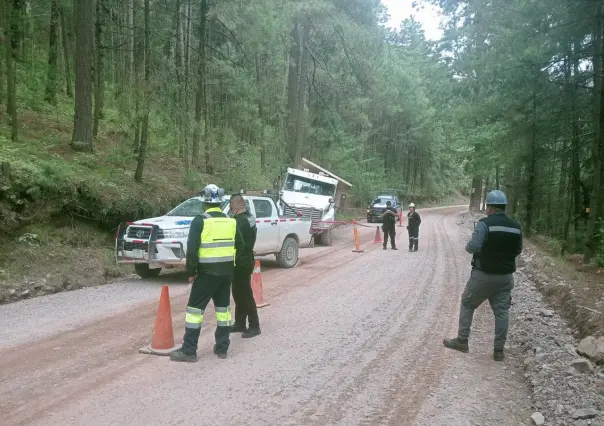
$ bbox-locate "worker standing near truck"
[379,200,398,250]
[170,184,236,362]
[407,203,421,252]
[229,194,261,338]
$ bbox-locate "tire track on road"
[282,211,446,425]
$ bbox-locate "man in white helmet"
[443,190,523,362]
[406,203,421,252]
[170,184,237,362]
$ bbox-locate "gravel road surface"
[0,206,531,425]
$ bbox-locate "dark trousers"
[457,269,514,351]
[408,226,419,250]
[232,266,260,329]
[382,227,396,248]
[182,273,232,355]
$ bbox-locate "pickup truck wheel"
[277,237,299,268]
[317,229,332,246]
[134,264,162,279]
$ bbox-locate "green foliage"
[597,226,604,267]
[1,0,470,237]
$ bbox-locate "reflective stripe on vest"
[198,208,237,264]
[488,226,522,234]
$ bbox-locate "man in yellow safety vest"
[170,184,237,362]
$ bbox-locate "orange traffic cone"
[251,260,270,308]
[374,226,382,244]
[399,211,403,227]
[139,285,178,356]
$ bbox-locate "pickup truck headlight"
[162,228,189,239]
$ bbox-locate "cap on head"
[409,203,416,208]
[201,183,225,204]
[486,190,508,206]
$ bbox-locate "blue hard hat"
[486,190,508,205]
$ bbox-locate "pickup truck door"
[252,198,280,254]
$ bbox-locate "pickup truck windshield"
[284,175,336,197]
[166,198,229,216]
[372,197,394,204]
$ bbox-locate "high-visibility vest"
[198,208,237,264]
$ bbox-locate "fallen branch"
[577,305,604,315]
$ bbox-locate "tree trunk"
[469,176,482,211]
[482,176,489,212]
[71,0,94,152]
[132,0,142,152]
[192,0,208,170]
[174,0,183,158]
[44,0,60,104]
[59,4,73,97]
[0,0,6,104]
[286,20,310,167]
[6,0,19,141]
[585,6,604,263]
[525,88,538,236]
[93,0,105,137]
[128,0,134,89]
[134,0,150,182]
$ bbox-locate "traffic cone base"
[252,260,270,308]
[139,285,178,356]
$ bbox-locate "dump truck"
[278,158,352,246]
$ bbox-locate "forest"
[0,0,603,266]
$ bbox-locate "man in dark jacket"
[407,203,421,252]
[229,194,261,338]
[379,200,398,250]
[443,190,523,362]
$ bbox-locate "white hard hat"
[201,184,225,203]
[409,203,416,208]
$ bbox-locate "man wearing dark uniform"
[443,190,523,362]
[229,194,261,338]
[407,203,421,252]
[380,200,398,250]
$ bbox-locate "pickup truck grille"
[126,226,165,240]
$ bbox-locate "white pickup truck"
[115,195,313,278]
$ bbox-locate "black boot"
[493,350,505,362]
[409,239,413,252]
[242,328,261,339]
[443,337,469,353]
[230,323,247,333]
[213,344,227,359]
[170,348,198,362]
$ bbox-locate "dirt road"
[0,206,531,425]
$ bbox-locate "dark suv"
[366,194,402,223]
